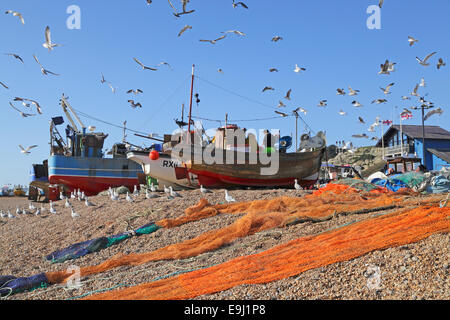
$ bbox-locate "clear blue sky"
[1,0,449,185]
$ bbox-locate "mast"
[187,64,195,142]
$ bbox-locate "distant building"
[375,124,450,171]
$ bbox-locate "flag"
[401,113,413,120]
[382,120,392,125]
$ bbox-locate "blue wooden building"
[375,124,450,171]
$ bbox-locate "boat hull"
[127,151,197,190]
[48,155,143,196]
[185,147,325,188]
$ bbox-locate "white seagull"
[225,190,236,203]
[126,192,134,202]
[294,179,302,190]
[200,185,213,194]
[42,26,61,52]
[348,86,360,96]
[294,64,306,73]
[33,55,60,76]
[169,186,182,198]
[416,52,437,67]
[408,36,418,47]
[5,10,25,24]
[133,57,157,71]
[71,208,80,218]
[19,145,38,154]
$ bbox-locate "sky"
[1,0,449,186]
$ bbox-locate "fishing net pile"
[84,205,450,300]
[2,181,448,299]
[46,223,161,263]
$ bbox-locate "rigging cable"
[194,74,315,134]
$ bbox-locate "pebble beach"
[0,188,448,300]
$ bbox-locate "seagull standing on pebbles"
[71,208,80,218]
[200,185,212,194]
[294,179,302,190]
[8,211,16,219]
[85,197,94,207]
[126,192,134,203]
[150,183,157,192]
[225,190,236,203]
[169,186,182,197]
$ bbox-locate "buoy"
[149,150,160,160]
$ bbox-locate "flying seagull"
[293,106,307,115]
[178,25,192,37]
[168,0,195,17]
[336,88,346,95]
[222,30,246,36]
[269,68,278,72]
[0,81,8,89]
[5,10,24,24]
[419,77,426,87]
[410,84,420,97]
[108,82,117,93]
[277,100,286,108]
[424,107,443,121]
[338,110,347,116]
[318,100,327,107]
[158,61,173,70]
[437,58,446,69]
[275,111,288,117]
[133,57,157,71]
[379,0,384,8]
[126,89,143,95]
[371,99,388,104]
[5,53,24,64]
[284,89,292,100]
[352,100,363,107]
[379,59,391,75]
[401,96,411,100]
[380,82,395,95]
[294,64,306,73]
[19,145,38,154]
[101,74,107,84]
[271,36,283,42]
[14,97,43,114]
[416,52,437,67]
[199,35,226,44]
[232,1,248,9]
[33,55,60,76]
[128,100,142,108]
[358,117,365,124]
[408,36,418,47]
[348,86,360,96]
[8,102,36,117]
[352,134,369,139]
[262,86,274,92]
[42,26,61,52]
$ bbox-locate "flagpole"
[400,113,403,156]
[381,120,385,160]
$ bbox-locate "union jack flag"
[401,113,413,120]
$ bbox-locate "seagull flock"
[1,1,447,194]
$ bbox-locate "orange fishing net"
[85,205,450,300]
[46,185,441,286]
